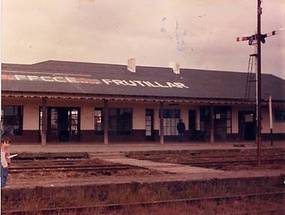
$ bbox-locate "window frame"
[274,109,285,122]
[1,105,23,136]
[94,108,104,134]
[162,109,181,136]
[109,108,133,135]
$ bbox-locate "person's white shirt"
[1,149,8,168]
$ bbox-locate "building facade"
[1,60,285,144]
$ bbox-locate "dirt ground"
[3,148,285,214]
[126,148,285,171]
[6,148,285,186]
[8,158,164,186]
[92,199,284,215]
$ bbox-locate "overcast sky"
[2,0,285,78]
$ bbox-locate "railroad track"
[127,149,285,164]
[9,165,137,173]
[2,191,284,215]
[12,152,89,160]
[9,157,284,173]
[181,159,285,167]
[130,154,285,160]
[9,159,139,173]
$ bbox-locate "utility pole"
[237,1,279,166]
[256,0,262,166]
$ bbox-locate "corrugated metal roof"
[2,60,285,101]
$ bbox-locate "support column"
[41,97,47,145]
[159,102,164,144]
[103,99,109,144]
[210,106,215,143]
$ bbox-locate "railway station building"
[1,60,285,144]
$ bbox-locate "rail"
[2,191,284,215]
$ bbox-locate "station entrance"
[40,107,80,142]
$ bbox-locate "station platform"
[10,141,285,154]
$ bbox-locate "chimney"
[127,58,136,73]
[169,62,180,74]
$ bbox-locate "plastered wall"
[231,107,239,134]
[2,98,207,132]
[3,98,41,130]
[23,104,39,130]
[3,97,284,134]
[262,108,285,133]
[81,105,94,130]
[231,106,285,134]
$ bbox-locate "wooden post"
[41,97,47,145]
[103,99,109,144]
[210,106,215,143]
[159,102,164,144]
[269,95,273,146]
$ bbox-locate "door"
[188,110,196,140]
[58,108,69,141]
[145,109,154,140]
[46,108,58,142]
[214,107,231,141]
[199,106,211,141]
[41,107,80,142]
[238,111,255,140]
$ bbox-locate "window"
[145,109,154,137]
[69,109,79,136]
[50,108,58,130]
[244,113,254,122]
[1,106,23,135]
[94,108,132,135]
[274,110,285,122]
[39,107,80,137]
[163,109,180,135]
[39,108,58,131]
[109,108,132,135]
[94,108,103,132]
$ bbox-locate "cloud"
[2,0,285,78]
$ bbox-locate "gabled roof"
[2,60,285,101]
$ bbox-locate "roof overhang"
[2,91,285,107]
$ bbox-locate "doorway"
[40,107,80,142]
[188,110,196,140]
[214,107,231,141]
[238,111,255,140]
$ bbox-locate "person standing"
[177,119,186,142]
[1,137,11,187]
